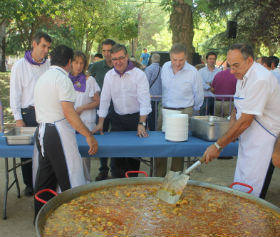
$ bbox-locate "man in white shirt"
[10,32,51,196]
[33,45,98,217]
[198,52,221,115]
[94,44,151,178]
[155,43,204,177]
[203,44,280,198]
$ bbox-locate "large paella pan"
[36,178,280,237]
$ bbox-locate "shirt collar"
[50,65,68,75]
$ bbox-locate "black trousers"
[147,101,157,131]
[21,106,37,187]
[34,124,71,218]
[110,111,141,178]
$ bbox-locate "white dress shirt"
[161,61,204,111]
[198,66,221,96]
[10,58,50,120]
[34,66,76,123]
[98,67,152,118]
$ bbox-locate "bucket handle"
[230,182,253,194]
[125,171,148,178]
[35,189,58,204]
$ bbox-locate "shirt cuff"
[98,109,108,118]
[14,112,23,121]
[140,107,152,116]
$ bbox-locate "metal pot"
[35,178,280,237]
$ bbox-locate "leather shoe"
[95,171,108,181]
[24,186,33,196]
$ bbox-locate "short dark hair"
[110,44,128,55]
[33,32,52,44]
[269,56,279,67]
[101,39,116,47]
[229,43,254,60]
[206,52,217,59]
[50,45,73,67]
[261,56,272,68]
[73,51,87,72]
[170,43,187,56]
[94,53,103,59]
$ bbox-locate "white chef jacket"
[161,61,204,111]
[10,58,50,120]
[98,67,151,118]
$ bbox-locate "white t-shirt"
[34,66,76,123]
[74,76,100,125]
[234,62,280,136]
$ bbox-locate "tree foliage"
[200,0,280,56]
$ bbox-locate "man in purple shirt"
[211,64,237,116]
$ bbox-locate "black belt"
[163,107,187,111]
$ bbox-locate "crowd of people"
[8,31,280,218]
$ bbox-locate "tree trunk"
[170,0,195,64]
[0,21,7,72]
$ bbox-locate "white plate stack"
[162,108,182,132]
[165,114,188,142]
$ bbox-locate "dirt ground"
[0,157,279,237]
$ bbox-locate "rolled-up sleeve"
[10,63,23,120]
[137,73,152,116]
[98,74,111,118]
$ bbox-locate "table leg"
[149,157,154,177]
[3,158,21,219]
[13,158,21,198]
[3,158,9,219]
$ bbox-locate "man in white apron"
[33,45,98,217]
[203,43,280,197]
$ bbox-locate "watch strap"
[214,142,223,152]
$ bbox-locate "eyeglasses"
[111,56,126,61]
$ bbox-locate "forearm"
[228,107,237,128]
[272,135,280,168]
[77,93,100,112]
[62,102,91,137]
[78,101,99,112]
[139,115,147,123]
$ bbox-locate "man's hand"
[86,135,98,155]
[137,124,148,137]
[203,144,221,163]
[92,122,104,135]
[16,120,25,127]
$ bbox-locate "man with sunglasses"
[203,43,280,198]
[93,44,151,178]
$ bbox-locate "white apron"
[32,119,88,190]
[233,98,276,197]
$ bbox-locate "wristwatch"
[214,142,223,152]
[138,121,146,126]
